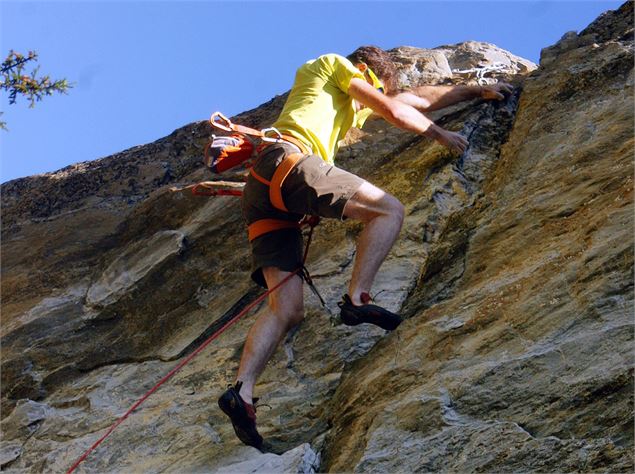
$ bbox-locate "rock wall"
[1,3,632,472]
[324,4,634,471]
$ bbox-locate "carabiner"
[260,127,284,143]
[210,111,233,132]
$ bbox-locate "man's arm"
[393,83,513,112]
[348,77,468,154]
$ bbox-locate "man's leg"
[343,181,405,305]
[235,266,305,404]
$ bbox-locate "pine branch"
[1,50,72,129]
[1,54,36,74]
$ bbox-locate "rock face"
[1,3,633,472]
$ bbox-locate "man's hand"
[480,82,514,101]
[435,129,469,154]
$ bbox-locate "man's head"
[347,45,398,94]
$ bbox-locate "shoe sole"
[340,313,362,326]
[340,307,401,331]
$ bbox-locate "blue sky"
[0,0,623,183]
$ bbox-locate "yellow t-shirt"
[272,54,374,165]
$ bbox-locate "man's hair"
[347,45,398,94]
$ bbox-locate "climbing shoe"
[338,293,402,331]
[217,381,263,449]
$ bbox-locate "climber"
[218,46,513,449]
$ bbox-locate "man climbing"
[218,46,512,449]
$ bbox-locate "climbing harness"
[179,111,320,268]
[452,62,509,85]
[201,111,318,249]
[205,111,310,174]
[67,114,324,473]
[176,110,317,246]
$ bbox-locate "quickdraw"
[452,62,509,85]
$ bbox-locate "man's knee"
[375,193,404,226]
[262,268,305,329]
[387,195,405,224]
[269,300,305,329]
[345,182,405,224]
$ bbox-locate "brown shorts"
[242,143,365,288]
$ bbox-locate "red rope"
[66,221,318,473]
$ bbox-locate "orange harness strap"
[248,219,300,242]
[278,135,310,155]
[247,153,307,241]
[249,168,271,186]
[269,152,304,213]
[248,147,305,191]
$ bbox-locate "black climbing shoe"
[218,381,263,449]
[338,293,402,331]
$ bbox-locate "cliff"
[1,3,633,472]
